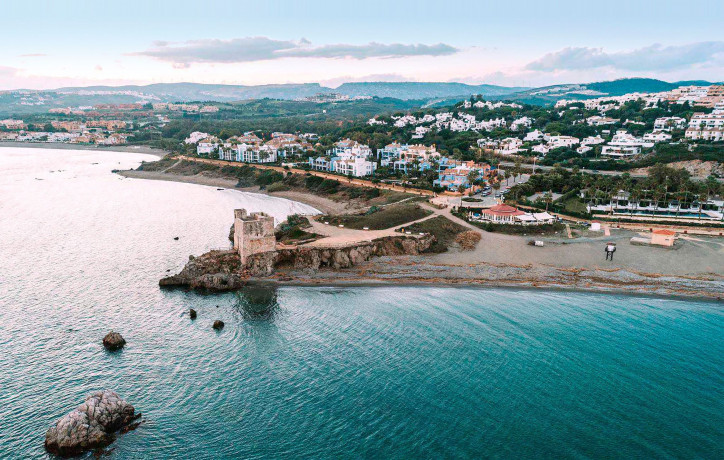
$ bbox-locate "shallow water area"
[0,147,722,459]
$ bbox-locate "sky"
[1,0,723,90]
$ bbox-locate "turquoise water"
[1,148,723,458]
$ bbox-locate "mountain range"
[0,78,719,115]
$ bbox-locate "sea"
[0,147,722,459]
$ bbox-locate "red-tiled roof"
[481,204,525,217]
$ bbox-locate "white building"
[653,117,686,131]
[333,157,377,177]
[197,140,218,155]
[545,135,579,149]
[601,145,641,158]
[498,137,523,155]
[510,117,532,131]
[185,131,209,144]
[581,135,605,145]
[643,131,672,143]
[524,129,544,142]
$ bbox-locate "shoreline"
[0,141,168,158]
[239,278,724,303]
[117,168,356,214]
[259,260,724,300]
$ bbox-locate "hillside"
[334,82,529,100]
[496,78,717,105]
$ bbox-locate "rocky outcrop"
[44,390,140,456]
[160,235,435,291]
[102,331,126,351]
[160,250,245,290]
[269,234,435,271]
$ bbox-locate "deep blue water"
[1,148,723,458]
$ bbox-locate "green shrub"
[267,182,291,192]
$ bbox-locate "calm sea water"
[1,147,722,459]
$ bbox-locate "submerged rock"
[102,331,126,351]
[189,309,197,319]
[44,390,139,456]
[212,320,225,330]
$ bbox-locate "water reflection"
[234,285,280,322]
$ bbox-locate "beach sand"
[118,161,724,299]
[117,168,357,215]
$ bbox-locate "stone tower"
[233,209,276,265]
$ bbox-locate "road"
[178,155,440,196]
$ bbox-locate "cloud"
[134,37,459,65]
[526,41,724,72]
[19,53,47,57]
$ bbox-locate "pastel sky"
[1,0,723,90]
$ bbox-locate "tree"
[543,191,553,211]
[467,170,479,191]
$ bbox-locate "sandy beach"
[117,168,364,214]
[119,162,724,299]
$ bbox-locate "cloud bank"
[525,41,724,72]
[135,37,459,66]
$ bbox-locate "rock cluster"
[102,331,126,351]
[160,250,244,290]
[44,390,139,456]
[159,235,435,291]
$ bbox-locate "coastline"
[242,277,724,303]
[117,168,356,214]
[116,158,723,300]
[256,255,724,300]
[0,141,168,158]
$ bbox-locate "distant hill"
[495,78,717,105]
[53,82,326,101]
[0,78,719,115]
[334,82,529,100]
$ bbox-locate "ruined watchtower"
[233,209,276,265]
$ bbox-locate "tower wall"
[233,209,276,265]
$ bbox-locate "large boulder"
[212,320,225,330]
[44,390,139,456]
[102,331,126,351]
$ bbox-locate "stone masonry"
[233,209,276,265]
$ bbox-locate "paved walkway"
[303,209,441,248]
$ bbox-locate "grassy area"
[324,204,431,230]
[136,157,178,172]
[404,215,471,253]
[274,215,319,244]
[561,197,588,214]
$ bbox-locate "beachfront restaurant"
[469,204,556,225]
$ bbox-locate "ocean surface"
[0,147,723,459]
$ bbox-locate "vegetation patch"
[404,215,471,253]
[324,204,431,230]
[275,215,319,244]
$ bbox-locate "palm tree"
[543,191,553,212]
[500,170,509,186]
